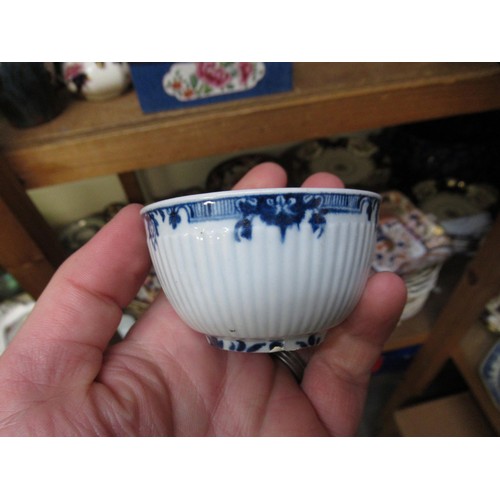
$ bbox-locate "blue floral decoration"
[144,191,379,249]
[205,334,324,352]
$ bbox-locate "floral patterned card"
[130,62,293,113]
[163,63,266,101]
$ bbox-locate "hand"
[0,163,406,436]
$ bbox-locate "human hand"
[0,163,406,436]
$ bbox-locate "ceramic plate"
[420,192,480,220]
[59,216,106,252]
[482,293,500,335]
[479,340,500,409]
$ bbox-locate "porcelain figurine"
[62,62,131,101]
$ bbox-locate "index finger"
[2,204,151,388]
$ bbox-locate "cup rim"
[140,187,381,214]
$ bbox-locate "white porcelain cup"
[141,188,380,353]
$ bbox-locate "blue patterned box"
[129,62,293,113]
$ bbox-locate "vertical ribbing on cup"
[351,224,376,309]
[275,228,297,337]
[293,226,323,337]
[312,222,348,332]
[336,223,367,321]
[312,225,341,331]
[162,234,210,334]
[195,233,236,336]
[311,221,372,332]
[149,213,377,343]
[237,225,274,340]
[248,227,271,338]
[332,222,360,321]
[331,222,368,323]
[206,231,241,337]
[288,231,304,336]
[267,226,310,339]
[260,228,283,338]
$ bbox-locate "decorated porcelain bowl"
[141,188,380,353]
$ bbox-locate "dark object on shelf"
[373,345,422,374]
[59,216,106,253]
[279,135,392,188]
[102,202,127,221]
[206,153,278,191]
[412,178,498,254]
[482,293,500,335]
[0,62,67,128]
[0,268,22,300]
[374,111,500,195]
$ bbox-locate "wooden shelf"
[384,256,467,352]
[384,308,434,353]
[3,62,500,189]
[452,322,500,434]
[380,215,500,434]
[393,392,495,436]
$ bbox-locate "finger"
[301,172,345,189]
[232,162,287,190]
[302,271,407,436]
[3,204,151,388]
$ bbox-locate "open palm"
[0,163,406,436]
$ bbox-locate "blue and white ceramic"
[479,340,500,409]
[141,188,380,353]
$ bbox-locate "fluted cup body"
[141,188,380,353]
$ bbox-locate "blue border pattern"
[206,332,325,352]
[144,192,379,250]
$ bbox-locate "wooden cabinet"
[1,64,500,428]
[381,214,500,434]
[3,63,500,189]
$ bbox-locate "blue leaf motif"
[246,342,267,352]
[235,218,253,242]
[360,196,377,222]
[269,340,284,350]
[309,211,326,237]
[236,197,258,217]
[146,212,161,250]
[168,208,181,229]
[303,194,323,210]
[229,340,247,351]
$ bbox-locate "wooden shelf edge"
[451,322,500,434]
[4,63,500,189]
